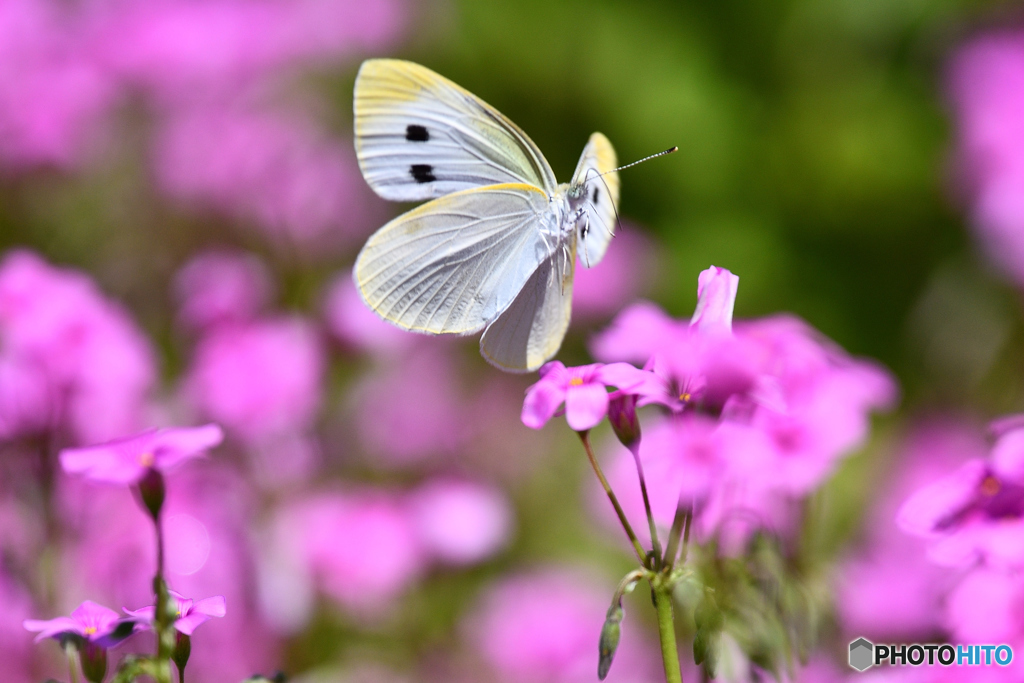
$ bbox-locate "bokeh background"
[5,0,1024,680]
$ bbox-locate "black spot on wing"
[592,187,600,203]
[405,124,429,142]
[410,164,436,183]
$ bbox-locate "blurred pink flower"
[572,228,653,321]
[465,567,658,683]
[186,316,323,442]
[408,479,513,565]
[352,345,467,465]
[125,590,226,635]
[0,0,115,170]
[173,250,273,331]
[521,361,664,431]
[589,300,684,365]
[949,32,1024,285]
[0,571,35,682]
[323,272,413,355]
[0,250,156,443]
[271,490,425,615]
[93,0,405,94]
[24,600,131,645]
[944,566,1024,647]
[898,418,1024,569]
[154,104,381,253]
[836,419,984,640]
[60,424,223,484]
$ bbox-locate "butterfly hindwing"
[571,132,619,268]
[479,237,575,372]
[354,59,558,202]
[354,183,557,335]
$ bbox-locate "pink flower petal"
[896,460,986,536]
[152,423,224,470]
[564,382,609,431]
[690,266,738,336]
[521,379,565,430]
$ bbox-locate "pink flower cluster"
[0,250,155,443]
[261,478,512,628]
[892,417,1024,656]
[524,266,896,548]
[0,0,404,253]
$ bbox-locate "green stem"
[578,431,647,564]
[66,644,80,683]
[653,586,683,683]
[663,498,689,570]
[629,443,662,568]
[153,515,173,683]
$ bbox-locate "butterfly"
[352,58,620,372]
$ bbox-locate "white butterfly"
[352,59,620,372]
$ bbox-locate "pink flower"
[352,345,468,465]
[186,316,323,442]
[898,417,1024,569]
[521,361,665,431]
[57,467,278,681]
[408,479,513,565]
[0,0,115,171]
[464,567,658,683]
[125,590,226,635]
[94,0,405,94]
[590,265,738,365]
[0,250,156,443]
[944,566,1024,647]
[153,104,382,254]
[60,424,224,485]
[322,272,413,355]
[269,491,425,615]
[24,600,133,645]
[173,250,273,331]
[948,32,1024,285]
[836,420,984,640]
[592,267,896,547]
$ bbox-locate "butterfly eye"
[405,124,429,142]
[410,164,436,183]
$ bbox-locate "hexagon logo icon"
[849,638,874,672]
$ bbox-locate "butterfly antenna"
[600,146,678,177]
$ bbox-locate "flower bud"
[598,604,624,680]
[608,394,640,449]
[80,640,108,683]
[172,632,191,678]
[137,467,165,521]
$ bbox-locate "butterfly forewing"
[479,238,575,372]
[571,132,619,267]
[354,183,557,335]
[354,59,558,202]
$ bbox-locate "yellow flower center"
[84,626,97,635]
[138,452,155,468]
[569,377,584,386]
[679,392,691,402]
[981,476,1001,497]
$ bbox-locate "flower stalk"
[653,582,683,683]
[577,431,647,564]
